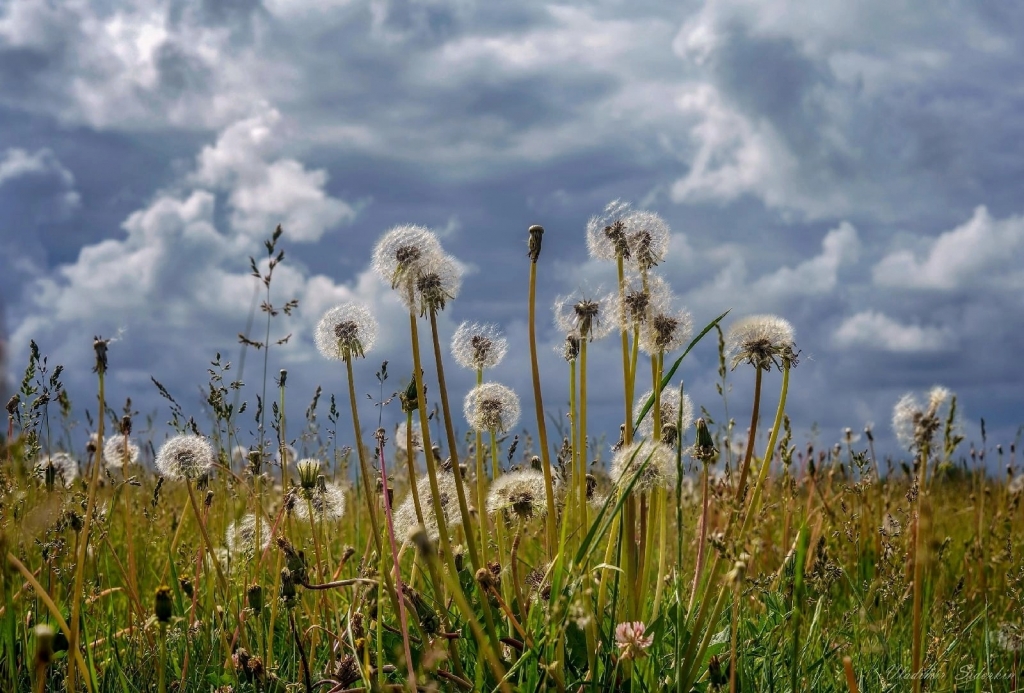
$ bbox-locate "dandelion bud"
[279,369,287,388]
[179,577,193,599]
[5,395,18,418]
[154,586,173,623]
[527,224,544,262]
[33,624,55,667]
[92,335,109,375]
[562,334,581,362]
[296,458,321,491]
[400,377,419,412]
[247,583,264,613]
[692,418,718,462]
[280,568,297,603]
[120,415,132,436]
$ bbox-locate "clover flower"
[293,482,346,522]
[611,440,677,494]
[485,469,548,521]
[464,382,521,434]
[226,513,272,558]
[726,314,797,371]
[892,386,954,453]
[615,621,654,661]
[315,302,379,361]
[451,321,508,371]
[635,387,694,440]
[393,473,459,544]
[103,436,140,471]
[155,434,215,481]
[554,288,616,342]
[34,452,78,485]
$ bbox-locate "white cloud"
[0,147,80,214]
[750,222,859,296]
[873,206,1024,290]
[833,311,953,353]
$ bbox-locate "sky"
[1,0,1022,467]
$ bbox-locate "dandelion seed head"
[892,385,954,452]
[486,469,548,520]
[464,382,521,434]
[1009,474,1024,496]
[622,210,670,272]
[371,224,443,291]
[393,473,459,544]
[726,314,797,371]
[395,420,423,453]
[554,289,616,341]
[585,199,632,261]
[452,321,508,371]
[155,434,215,481]
[557,334,581,363]
[293,482,346,522]
[610,440,677,494]
[412,252,462,315]
[640,307,693,355]
[225,513,271,558]
[103,436,140,471]
[34,452,78,485]
[635,388,694,440]
[315,302,378,361]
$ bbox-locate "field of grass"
[1,214,1021,692]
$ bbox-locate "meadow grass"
[1,210,1022,692]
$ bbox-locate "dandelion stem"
[527,234,558,553]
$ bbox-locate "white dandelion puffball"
[451,321,508,371]
[226,513,272,557]
[315,302,379,361]
[635,388,694,439]
[293,482,347,522]
[611,440,677,494]
[464,382,521,434]
[155,434,215,481]
[726,315,796,371]
[34,452,79,484]
[103,436,140,471]
[486,469,548,520]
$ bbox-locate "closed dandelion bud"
[400,377,419,413]
[280,568,297,603]
[154,586,173,623]
[692,418,718,462]
[120,415,132,437]
[205,490,214,508]
[179,577,193,599]
[527,224,544,262]
[296,458,321,491]
[34,624,55,667]
[247,583,264,613]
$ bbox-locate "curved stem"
[528,259,558,552]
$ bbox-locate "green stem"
[528,257,558,553]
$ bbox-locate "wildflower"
[293,481,346,522]
[464,382,521,434]
[155,434,215,481]
[614,621,654,661]
[393,473,459,544]
[371,224,443,292]
[154,586,173,623]
[314,303,379,361]
[611,440,677,493]
[726,315,797,371]
[103,436,140,471]
[554,288,616,342]
[585,199,632,261]
[617,272,670,329]
[33,452,78,485]
[635,387,694,440]
[892,386,954,452]
[451,321,508,371]
[226,513,272,557]
[486,469,548,521]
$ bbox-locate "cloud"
[873,206,1024,290]
[833,311,954,353]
